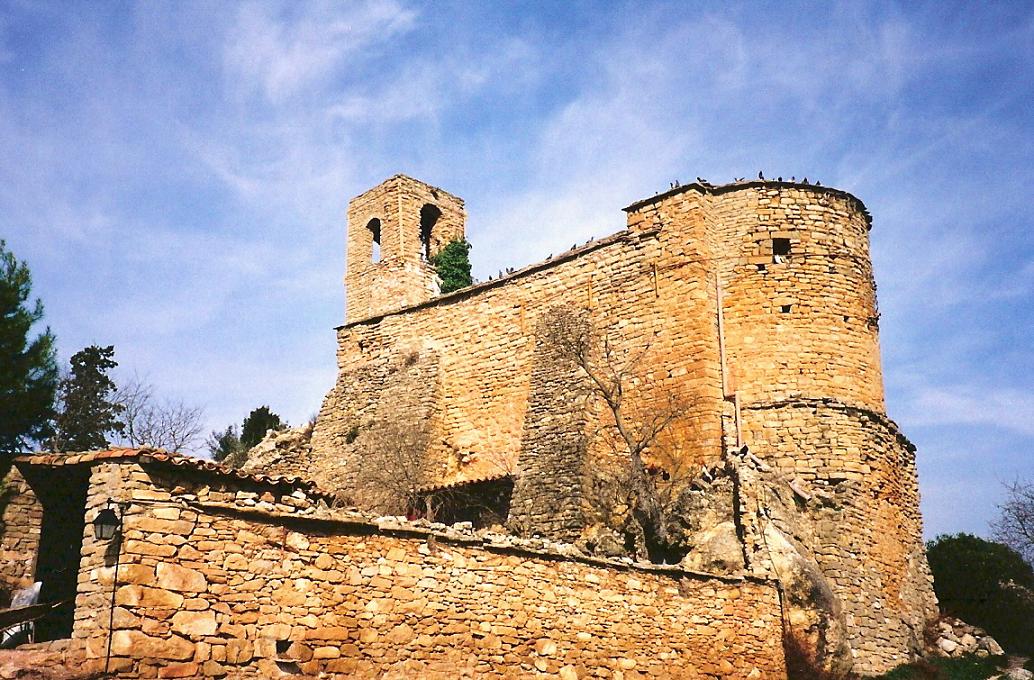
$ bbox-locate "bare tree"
[115,375,204,454]
[544,307,692,562]
[993,479,1034,564]
[350,417,430,517]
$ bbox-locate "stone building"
[0,173,939,678]
[293,174,938,672]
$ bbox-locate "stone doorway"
[25,467,89,641]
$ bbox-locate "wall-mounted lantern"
[93,500,127,676]
[92,505,122,541]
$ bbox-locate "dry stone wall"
[66,461,786,679]
[0,468,41,603]
[740,399,938,674]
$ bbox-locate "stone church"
[0,173,938,678]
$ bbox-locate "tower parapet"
[624,180,884,414]
[345,174,466,322]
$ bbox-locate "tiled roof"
[13,448,334,500]
[416,472,513,494]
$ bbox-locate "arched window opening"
[419,204,442,261]
[367,218,382,263]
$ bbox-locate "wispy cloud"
[223,1,417,104]
[0,1,1031,538]
[904,386,1034,438]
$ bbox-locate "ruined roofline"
[13,447,336,500]
[193,498,777,586]
[337,177,869,329]
[622,178,872,229]
[350,173,465,207]
[337,225,659,329]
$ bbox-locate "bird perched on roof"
[758,171,765,180]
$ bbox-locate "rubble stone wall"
[741,399,938,674]
[313,196,726,513]
[70,462,787,679]
[0,468,41,603]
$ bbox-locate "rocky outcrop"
[238,424,313,473]
[928,616,1005,658]
[729,448,854,677]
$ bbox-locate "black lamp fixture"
[92,502,123,541]
[94,499,128,677]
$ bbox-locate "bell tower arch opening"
[367,218,382,263]
[420,204,442,261]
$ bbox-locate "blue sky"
[2,1,1032,539]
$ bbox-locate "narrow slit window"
[772,238,791,263]
[367,218,382,263]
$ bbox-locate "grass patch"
[874,655,1008,680]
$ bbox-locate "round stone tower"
[713,182,885,414]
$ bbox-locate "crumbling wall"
[305,349,441,499]
[741,400,938,674]
[315,196,725,518]
[68,462,786,679]
[0,467,41,604]
[508,310,592,540]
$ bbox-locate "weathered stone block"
[156,562,207,593]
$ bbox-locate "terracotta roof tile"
[416,473,513,494]
[13,448,334,500]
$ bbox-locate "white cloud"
[903,386,1034,438]
[223,0,417,104]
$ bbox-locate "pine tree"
[430,239,473,294]
[240,406,284,450]
[54,345,125,451]
[207,425,243,463]
[0,240,58,455]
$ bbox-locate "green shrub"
[431,239,472,294]
[926,533,1034,655]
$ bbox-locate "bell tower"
[345,174,466,322]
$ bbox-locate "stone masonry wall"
[740,400,938,674]
[68,462,786,679]
[508,311,592,540]
[308,179,936,671]
[0,467,41,604]
[314,206,726,516]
